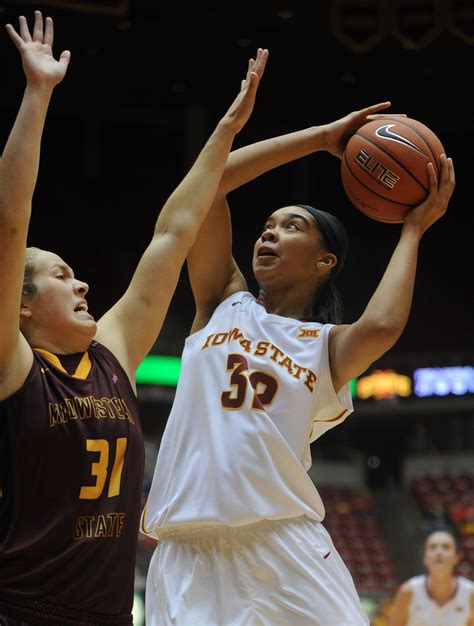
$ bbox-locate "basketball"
[341,116,445,223]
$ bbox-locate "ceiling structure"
[2,1,472,126]
[1,0,472,358]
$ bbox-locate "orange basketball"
[341,116,445,223]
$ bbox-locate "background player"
[0,11,265,625]
[389,528,474,626]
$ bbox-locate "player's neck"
[256,287,314,320]
[426,573,457,604]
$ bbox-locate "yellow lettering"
[64,398,78,420]
[304,369,317,393]
[49,402,66,427]
[239,339,253,353]
[228,328,243,342]
[115,513,125,537]
[73,515,95,539]
[120,399,134,423]
[201,334,214,349]
[73,513,126,539]
[298,327,321,338]
[254,341,270,356]
[96,514,108,537]
[269,345,285,362]
[91,398,108,419]
[292,364,306,380]
[99,397,116,419]
[108,437,127,497]
[279,355,294,375]
[79,439,109,499]
[75,396,92,419]
[111,397,125,419]
[212,332,228,345]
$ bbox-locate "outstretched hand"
[219,47,269,135]
[322,102,400,159]
[403,154,455,236]
[6,10,70,88]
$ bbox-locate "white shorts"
[145,515,369,626]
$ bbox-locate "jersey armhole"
[90,342,138,400]
[185,291,252,346]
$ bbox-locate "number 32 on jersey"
[221,354,278,411]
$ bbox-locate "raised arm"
[0,12,70,393]
[187,95,394,331]
[220,101,395,194]
[329,154,455,393]
[95,51,264,381]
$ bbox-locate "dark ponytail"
[311,281,344,325]
[295,205,348,325]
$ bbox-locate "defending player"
[0,11,266,625]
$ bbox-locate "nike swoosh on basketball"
[375,124,428,157]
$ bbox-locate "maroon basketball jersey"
[0,341,144,623]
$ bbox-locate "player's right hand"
[6,11,71,88]
[219,48,269,136]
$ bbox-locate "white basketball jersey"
[141,292,353,538]
[407,574,474,626]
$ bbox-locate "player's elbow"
[367,310,408,341]
[363,319,405,358]
[153,219,197,252]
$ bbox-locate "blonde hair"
[22,247,42,299]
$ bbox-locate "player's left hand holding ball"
[403,154,455,236]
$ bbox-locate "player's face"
[252,206,326,290]
[423,531,460,574]
[20,250,97,351]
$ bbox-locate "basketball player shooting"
[140,55,455,626]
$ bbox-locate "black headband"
[295,204,348,280]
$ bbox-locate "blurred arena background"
[1,1,473,624]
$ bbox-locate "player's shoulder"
[457,575,474,590]
[403,574,425,591]
[219,290,252,308]
[187,291,253,340]
[393,579,414,607]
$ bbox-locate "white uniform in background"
[406,574,474,626]
[141,291,368,626]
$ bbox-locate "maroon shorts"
[0,613,29,626]
[0,598,132,626]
